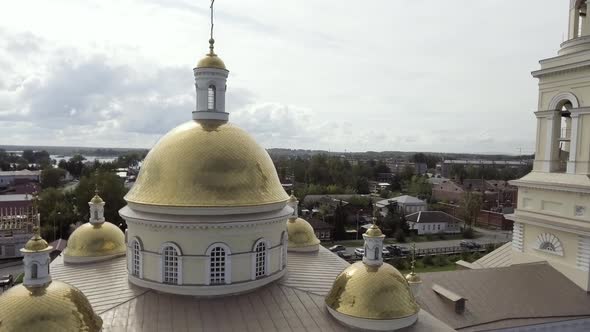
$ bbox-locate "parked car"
[460,240,481,249]
[386,245,411,256]
[329,245,346,252]
[0,274,14,290]
[337,251,352,259]
[354,248,365,256]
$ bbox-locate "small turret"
[20,218,53,288]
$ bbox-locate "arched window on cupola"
[31,263,38,279]
[252,239,269,280]
[206,243,231,285]
[160,243,182,285]
[131,238,142,278]
[207,85,216,110]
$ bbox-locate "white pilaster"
[577,235,590,272]
[512,222,524,252]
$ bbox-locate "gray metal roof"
[50,246,454,331]
[416,263,590,331]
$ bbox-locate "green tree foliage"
[333,201,347,240]
[75,171,128,225]
[459,191,482,229]
[38,188,77,241]
[411,153,440,169]
[40,167,66,189]
[407,175,432,201]
[400,165,415,181]
[60,154,86,178]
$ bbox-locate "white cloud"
[0,0,566,153]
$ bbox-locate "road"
[341,227,512,256]
[0,260,23,295]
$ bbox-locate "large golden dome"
[287,217,320,249]
[125,120,289,207]
[63,222,125,260]
[0,281,102,332]
[325,261,419,320]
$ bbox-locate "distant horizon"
[0,144,534,157]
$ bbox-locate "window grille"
[210,246,226,284]
[163,246,179,284]
[255,242,266,278]
[208,85,216,110]
[132,240,141,277]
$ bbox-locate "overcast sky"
[0,0,568,154]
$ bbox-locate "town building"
[0,170,41,188]
[440,159,530,178]
[405,211,461,235]
[0,195,35,259]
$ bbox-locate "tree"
[65,154,86,178]
[38,188,77,241]
[333,201,347,241]
[355,177,370,194]
[75,171,128,225]
[401,165,415,181]
[40,167,66,189]
[459,191,482,229]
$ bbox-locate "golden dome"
[63,222,125,259]
[0,281,102,332]
[325,262,419,320]
[365,224,383,237]
[287,217,320,248]
[196,38,227,70]
[22,233,49,252]
[125,121,289,207]
[405,271,422,284]
[196,53,227,70]
[90,194,104,204]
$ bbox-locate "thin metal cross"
[210,0,215,40]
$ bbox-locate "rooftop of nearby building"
[0,194,32,202]
[416,262,590,331]
[405,211,461,224]
[0,170,41,177]
[50,246,454,331]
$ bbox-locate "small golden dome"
[0,280,102,331]
[22,226,51,253]
[90,194,104,204]
[63,222,125,261]
[196,39,226,70]
[287,217,320,248]
[365,224,383,237]
[196,53,227,70]
[325,262,419,320]
[125,121,289,207]
[405,271,422,284]
[23,234,49,252]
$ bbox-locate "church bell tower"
[510,0,590,291]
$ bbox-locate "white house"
[405,211,461,235]
[376,195,427,216]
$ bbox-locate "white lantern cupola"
[287,192,299,219]
[20,218,53,288]
[89,189,106,225]
[193,38,229,122]
[362,217,386,266]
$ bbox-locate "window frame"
[251,238,270,280]
[205,242,232,285]
[159,242,183,285]
[129,237,143,278]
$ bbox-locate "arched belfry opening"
[207,85,216,110]
[558,102,572,172]
[571,0,590,39]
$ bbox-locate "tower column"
[534,110,561,172]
